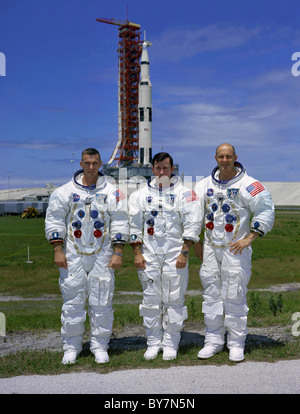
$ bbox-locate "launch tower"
[96,18,144,173]
[96,17,178,180]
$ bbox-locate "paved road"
[0,360,299,394]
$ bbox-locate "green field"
[1,211,299,295]
[0,211,299,376]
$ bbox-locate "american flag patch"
[184,190,199,203]
[113,190,126,202]
[246,181,265,197]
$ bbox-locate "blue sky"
[1,0,300,189]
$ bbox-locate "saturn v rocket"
[138,33,152,166]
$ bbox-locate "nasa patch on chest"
[227,188,239,199]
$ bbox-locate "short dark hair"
[81,148,101,161]
[152,152,174,168]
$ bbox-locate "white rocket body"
[138,36,152,165]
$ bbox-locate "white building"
[0,182,299,216]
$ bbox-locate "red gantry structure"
[96,18,142,168]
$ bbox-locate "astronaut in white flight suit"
[45,148,129,365]
[194,144,274,362]
[129,153,202,361]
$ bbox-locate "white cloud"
[152,24,262,62]
[153,57,300,154]
[0,141,58,150]
[155,99,272,150]
[251,69,290,87]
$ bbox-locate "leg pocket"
[167,306,188,330]
[88,270,115,307]
[59,268,87,306]
[222,270,241,301]
[162,272,183,305]
[139,270,161,306]
[138,270,153,291]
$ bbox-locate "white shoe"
[62,350,78,365]
[144,346,162,360]
[163,347,177,361]
[197,344,223,359]
[94,349,109,364]
[229,347,244,362]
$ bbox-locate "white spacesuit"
[45,169,129,360]
[194,162,274,357]
[129,176,202,357]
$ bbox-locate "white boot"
[197,343,223,359]
[62,350,78,365]
[144,346,162,360]
[94,349,109,364]
[163,347,177,361]
[229,347,244,362]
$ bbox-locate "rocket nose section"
[141,38,151,63]
[141,49,149,63]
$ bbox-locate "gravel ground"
[0,322,297,356]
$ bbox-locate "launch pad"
[102,164,153,180]
[102,164,179,181]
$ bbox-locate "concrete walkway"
[0,359,299,394]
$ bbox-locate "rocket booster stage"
[138,33,152,165]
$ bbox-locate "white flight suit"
[45,170,129,354]
[129,176,202,350]
[194,162,274,349]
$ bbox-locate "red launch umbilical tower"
[96,18,142,167]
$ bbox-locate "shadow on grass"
[79,330,286,361]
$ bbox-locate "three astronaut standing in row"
[45,144,274,364]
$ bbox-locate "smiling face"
[215,143,237,180]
